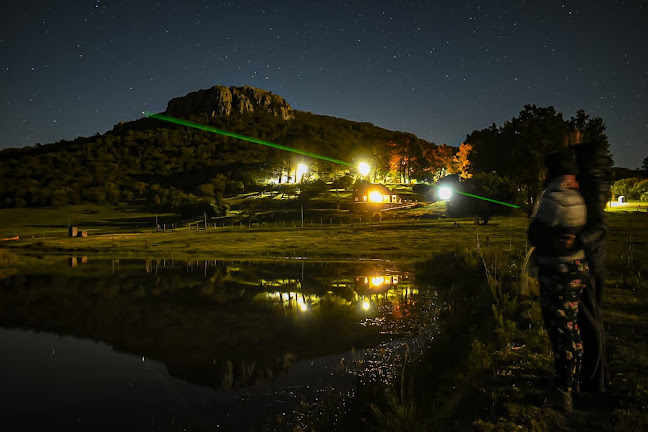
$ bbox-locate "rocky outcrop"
[165,85,294,120]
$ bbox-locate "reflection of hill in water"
[0,259,421,390]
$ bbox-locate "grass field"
[606,200,648,213]
[0,203,524,262]
[0,204,170,238]
[1,202,645,262]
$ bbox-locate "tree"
[642,156,648,173]
[466,105,612,209]
[424,144,456,182]
[453,143,473,179]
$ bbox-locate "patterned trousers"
[538,259,589,393]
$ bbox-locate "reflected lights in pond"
[266,291,315,313]
[359,275,400,289]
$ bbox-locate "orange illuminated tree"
[453,142,473,179]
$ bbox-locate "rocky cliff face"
[165,85,295,120]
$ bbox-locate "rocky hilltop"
[165,85,295,120]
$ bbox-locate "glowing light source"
[362,301,371,310]
[438,186,452,200]
[358,162,371,176]
[370,276,385,287]
[299,303,308,312]
[296,163,308,182]
[368,190,383,203]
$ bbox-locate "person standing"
[572,140,613,393]
[528,151,589,411]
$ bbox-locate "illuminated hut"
[353,183,401,204]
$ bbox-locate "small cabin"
[353,183,401,204]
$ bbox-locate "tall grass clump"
[370,347,430,432]
[474,234,526,350]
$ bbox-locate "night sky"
[1,0,647,169]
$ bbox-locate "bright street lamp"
[438,186,452,200]
[358,162,371,177]
[296,163,308,182]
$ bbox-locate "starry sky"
[1,0,647,169]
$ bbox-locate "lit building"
[352,183,401,204]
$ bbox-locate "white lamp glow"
[438,186,452,200]
[358,162,371,177]
[296,163,308,182]
[368,190,383,203]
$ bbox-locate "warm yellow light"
[368,190,383,203]
[362,301,371,310]
[358,162,371,176]
[370,276,385,286]
[300,303,308,312]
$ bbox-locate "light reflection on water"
[0,257,443,430]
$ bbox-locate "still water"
[0,258,441,431]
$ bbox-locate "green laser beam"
[453,191,520,208]
[145,112,520,209]
[146,112,351,166]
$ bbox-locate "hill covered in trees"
[0,85,462,214]
[0,85,617,217]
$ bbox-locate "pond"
[0,257,443,431]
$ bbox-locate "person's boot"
[543,387,573,412]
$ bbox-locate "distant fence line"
[156,216,382,232]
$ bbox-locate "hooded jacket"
[528,176,587,264]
